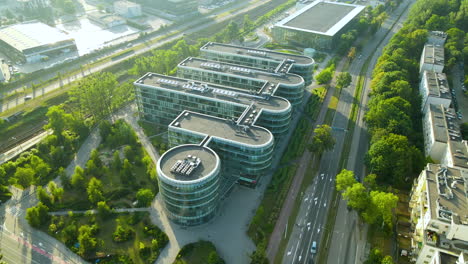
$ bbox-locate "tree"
[336,72,352,88]
[113,150,122,170]
[121,159,132,184]
[243,14,254,32]
[348,47,357,60]
[123,145,135,161]
[343,183,369,212]
[335,169,357,192]
[87,177,104,205]
[71,166,86,190]
[45,105,72,140]
[48,181,64,203]
[315,68,333,84]
[97,201,112,219]
[309,125,335,156]
[369,191,398,229]
[14,167,35,188]
[77,225,97,256]
[37,186,52,206]
[26,202,50,228]
[90,149,102,168]
[208,251,225,264]
[69,72,120,121]
[366,133,422,186]
[29,155,51,183]
[136,189,154,207]
[365,96,412,136]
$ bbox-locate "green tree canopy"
[309,125,336,155]
[335,169,357,192]
[136,188,154,207]
[87,177,104,205]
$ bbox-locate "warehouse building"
[199,42,314,85]
[0,21,77,63]
[271,1,365,50]
[177,57,306,106]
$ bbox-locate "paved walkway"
[49,207,150,216]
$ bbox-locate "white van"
[311,241,317,254]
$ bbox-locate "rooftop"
[428,104,460,143]
[134,73,290,113]
[424,164,468,226]
[159,144,219,182]
[440,252,459,264]
[423,44,445,66]
[114,0,140,7]
[200,42,313,66]
[179,57,304,88]
[0,21,74,52]
[423,71,451,100]
[275,1,365,36]
[170,111,273,147]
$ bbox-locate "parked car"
[311,241,317,254]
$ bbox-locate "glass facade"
[168,126,274,181]
[177,67,305,107]
[199,49,313,86]
[157,145,221,226]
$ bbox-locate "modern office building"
[199,42,314,85]
[409,164,468,264]
[420,44,445,75]
[177,57,306,106]
[157,144,220,226]
[0,21,77,63]
[422,104,468,169]
[271,1,365,50]
[134,73,292,139]
[419,71,451,112]
[114,0,142,18]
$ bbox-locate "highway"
[0,0,279,114]
[281,1,414,263]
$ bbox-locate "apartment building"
[419,71,451,112]
[420,44,445,75]
[409,164,468,264]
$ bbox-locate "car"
[458,113,463,120]
[311,241,317,254]
[24,96,32,101]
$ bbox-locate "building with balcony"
[409,164,468,263]
[419,71,451,112]
[177,57,305,106]
[271,1,365,50]
[420,44,445,75]
[199,42,314,85]
[422,105,468,169]
[157,144,220,226]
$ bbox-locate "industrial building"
[114,0,142,18]
[177,57,306,106]
[88,12,126,28]
[271,1,365,50]
[409,164,468,264]
[199,42,314,85]
[419,71,451,112]
[420,44,445,74]
[0,21,77,63]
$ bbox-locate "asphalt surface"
[281,1,414,264]
[0,0,277,114]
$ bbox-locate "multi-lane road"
[282,1,415,263]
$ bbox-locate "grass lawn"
[44,212,168,263]
[173,241,224,264]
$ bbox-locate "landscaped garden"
[173,241,225,264]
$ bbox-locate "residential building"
[419,71,451,112]
[420,44,445,75]
[177,57,306,106]
[114,0,142,18]
[427,31,448,46]
[157,144,220,226]
[271,1,365,50]
[422,104,468,169]
[199,42,314,85]
[16,0,50,9]
[0,21,77,63]
[409,164,468,264]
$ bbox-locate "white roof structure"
[0,21,73,53]
[275,1,366,37]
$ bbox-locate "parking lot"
[450,64,468,123]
